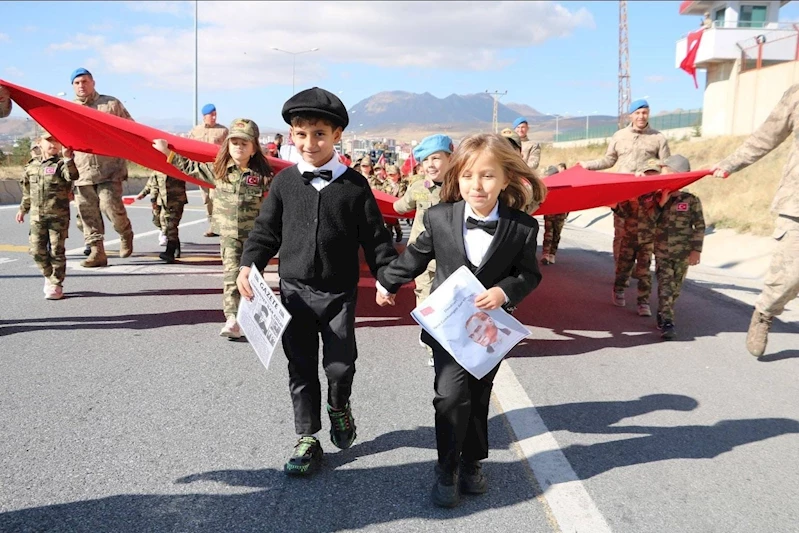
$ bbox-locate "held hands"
[474,287,506,311]
[688,250,701,266]
[15,211,24,224]
[376,291,395,306]
[236,266,254,301]
[152,139,170,156]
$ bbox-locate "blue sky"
[3,1,799,133]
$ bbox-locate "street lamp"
[271,47,320,94]
[194,0,198,126]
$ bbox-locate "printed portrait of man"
[465,311,512,354]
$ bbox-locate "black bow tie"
[302,170,333,184]
[466,216,498,235]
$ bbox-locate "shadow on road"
[3,393,797,532]
[0,310,222,336]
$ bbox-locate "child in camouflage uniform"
[153,119,273,338]
[642,155,705,340]
[15,131,79,300]
[136,172,188,263]
[540,165,569,265]
[383,164,406,242]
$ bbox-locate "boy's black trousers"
[280,279,358,436]
[432,344,502,474]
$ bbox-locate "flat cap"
[282,87,349,128]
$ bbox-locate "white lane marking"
[493,363,613,533]
[0,257,18,265]
[0,205,24,210]
[65,218,206,255]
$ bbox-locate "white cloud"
[84,1,595,90]
[0,33,10,43]
[122,1,193,16]
[48,34,106,51]
[4,66,24,78]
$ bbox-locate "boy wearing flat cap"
[237,87,398,476]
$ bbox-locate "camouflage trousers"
[542,213,568,256]
[612,212,624,261]
[220,237,244,319]
[414,259,436,306]
[160,203,185,241]
[29,217,69,286]
[200,187,218,233]
[150,204,162,231]
[655,256,689,322]
[615,235,654,305]
[75,181,133,245]
[756,215,799,318]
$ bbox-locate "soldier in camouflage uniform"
[15,131,79,300]
[154,118,273,338]
[383,164,407,242]
[188,104,229,237]
[513,117,541,170]
[68,68,135,268]
[710,84,799,357]
[641,155,704,340]
[578,100,671,262]
[136,172,188,262]
[611,159,662,315]
[539,166,569,265]
[394,135,453,366]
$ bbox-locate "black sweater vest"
[240,165,398,292]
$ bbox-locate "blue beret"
[512,117,528,129]
[70,68,92,84]
[413,134,454,163]
[629,99,649,114]
[201,103,216,115]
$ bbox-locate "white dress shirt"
[296,152,348,191]
[463,202,499,268]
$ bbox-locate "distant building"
[675,0,798,136]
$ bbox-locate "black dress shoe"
[431,464,460,508]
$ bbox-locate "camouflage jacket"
[139,173,188,208]
[20,155,79,219]
[643,191,705,260]
[171,154,271,241]
[394,178,442,244]
[73,92,133,186]
[520,138,541,170]
[188,124,229,146]
[718,84,799,217]
[581,124,671,173]
[367,176,391,193]
[384,179,408,198]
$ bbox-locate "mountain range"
[0,91,620,144]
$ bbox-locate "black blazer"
[378,200,542,307]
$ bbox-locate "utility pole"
[193,0,198,126]
[618,0,631,130]
[485,90,507,134]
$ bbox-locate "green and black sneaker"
[284,436,323,476]
[327,402,357,450]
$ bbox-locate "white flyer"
[410,265,530,379]
[236,265,292,370]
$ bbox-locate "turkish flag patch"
[420,306,435,316]
[44,166,56,174]
[676,202,689,211]
[246,175,260,186]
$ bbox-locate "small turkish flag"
[420,306,435,316]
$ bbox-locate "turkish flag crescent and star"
[2,80,709,219]
[680,28,704,89]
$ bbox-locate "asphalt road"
[1,191,797,533]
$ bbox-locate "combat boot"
[746,310,772,358]
[81,242,108,268]
[159,240,178,264]
[119,232,134,258]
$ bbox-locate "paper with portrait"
[237,265,292,370]
[410,265,530,379]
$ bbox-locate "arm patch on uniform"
[676,202,689,211]
[44,166,56,174]
[246,175,261,186]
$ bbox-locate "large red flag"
[400,151,417,177]
[2,79,709,220]
[680,28,704,89]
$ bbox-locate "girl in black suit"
[376,133,546,508]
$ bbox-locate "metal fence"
[556,110,703,143]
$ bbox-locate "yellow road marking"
[0,245,29,253]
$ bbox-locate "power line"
[485,90,508,134]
